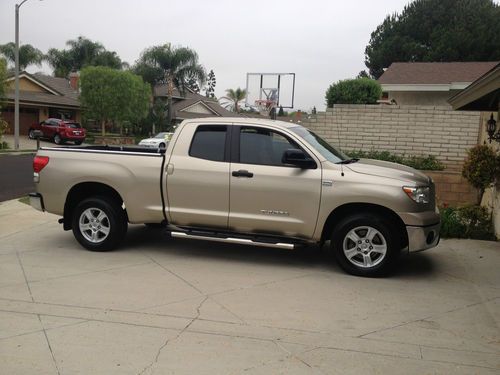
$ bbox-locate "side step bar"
[170,231,296,250]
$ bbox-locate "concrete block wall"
[425,171,478,207]
[304,105,481,172]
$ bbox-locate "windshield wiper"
[336,158,359,165]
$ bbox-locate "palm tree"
[133,44,206,125]
[219,88,247,113]
[46,36,124,77]
[0,42,44,71]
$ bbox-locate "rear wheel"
[331,214,398,277]
[28,129,35,139]
[54,134,62,145]
[72,197,127,251]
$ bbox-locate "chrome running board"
[170,231,296,250]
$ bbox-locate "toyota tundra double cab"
[29,118,440,276]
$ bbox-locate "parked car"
[29,118,440,277]
[28,118,86,145]
[138,132,173,149]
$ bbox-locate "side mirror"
[282,149,316,169]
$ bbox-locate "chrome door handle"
[232,170,253,178]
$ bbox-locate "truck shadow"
[121,225,436,278]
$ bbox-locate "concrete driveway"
[0,199,499,374]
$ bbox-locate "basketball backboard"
[245,73,295,109]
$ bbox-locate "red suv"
[29,118,86,145]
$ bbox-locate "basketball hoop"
[255,99,276,116]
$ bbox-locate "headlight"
[403,186,430,204]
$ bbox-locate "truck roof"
[181,117,302,129]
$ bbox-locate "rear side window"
[189,125,227,162]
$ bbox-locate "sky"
[0,0,414,110]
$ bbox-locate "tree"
[133,43,206,125]
[0,42,44,71]
[47,36,124,77]
[462,145,500,204]
[219,88,247,112]
[325,78,381,107]
[185,72,200,93]
[205,69,216,98]
[0,58,6,102]
[365,0,500,78]
[79,66,150,136]
[0,58,8,148]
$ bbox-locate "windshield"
[154,132,168,139]
[66,123,81,129]
[289,126,348,163]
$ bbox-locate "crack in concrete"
[15,251,34,303]
[0,260,153,291]
[357,296,500,339]
[299,344,499,371]
[37,314,61,375]
[0,318,89,342]
[137,296,208,375]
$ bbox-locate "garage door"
[2,107,39,135]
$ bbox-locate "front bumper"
[29,192,45,212]
[406,222,440,252]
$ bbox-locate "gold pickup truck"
[30,118,440,276]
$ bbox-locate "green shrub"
[440,205,496,241]
[345,150,445,171]
[325,78,381,107]
[462,145,500,204]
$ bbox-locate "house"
[449,62,500,238]
[154,84,237,122]
[378,62,499,106]
[3,72,81,135]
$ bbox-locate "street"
[0,154,35,201]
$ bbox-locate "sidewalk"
[2,134,56,152]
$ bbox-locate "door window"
[189,125,227,162]
[239,127,301,166]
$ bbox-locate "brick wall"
[425,171,478,206]
[303,105,481,172]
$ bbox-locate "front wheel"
[331,214,399,277]
[72,197,127,251]
[28,129,35,139]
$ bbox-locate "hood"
[345,159,430,185]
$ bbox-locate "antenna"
[334,110,345,177]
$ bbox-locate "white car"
[138,132,173,149]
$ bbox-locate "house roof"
[153,84,239,118]
[5,71,80,108]
[448,63,500,111]
[379,62,499,87]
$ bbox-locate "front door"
[166,124,230,229]
[229,125,322,239]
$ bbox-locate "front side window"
[189,125,227,162]
[239,127,300,166]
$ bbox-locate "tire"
[28,129,35,139]
[159,143,166,149]
[330,214,399,277]
[54,134,62,145]
[74,140,83,145]
[71,196,127,251]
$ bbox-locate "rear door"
[228,125,322,239]
[166,124,230,229]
